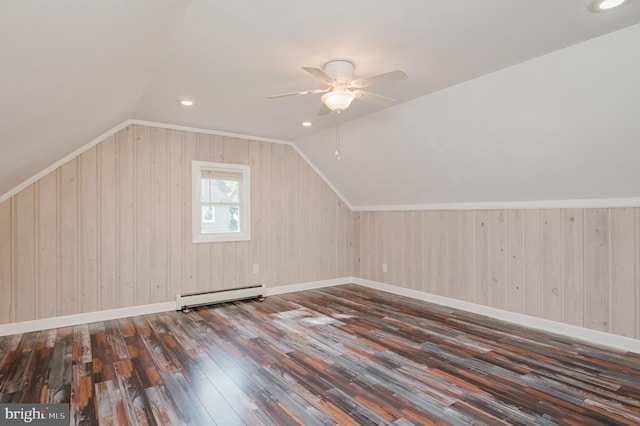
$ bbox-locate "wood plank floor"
[1,284,640,425]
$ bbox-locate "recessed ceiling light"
[178,99,195,106]
[301,121,313,127]
[596,0,626,10]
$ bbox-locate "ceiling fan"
[267,60,408,115]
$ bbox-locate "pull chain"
[335,110,341,160]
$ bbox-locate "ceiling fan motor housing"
[323,60,354,84]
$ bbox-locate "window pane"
[201,204,240,234]
[212,179,239,203]
[201,178,239,203]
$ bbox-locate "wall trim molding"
[131,120,354,210]
[352,277,640,353]
[0,301,176,337]
[1,276,638,353]
[0,278,353,336]
[0,119,135,205]
[0,119,354,211]
[265,277,352,296]
[130,119,294,146]
[353,198,640,212]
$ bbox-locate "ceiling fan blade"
[302,66,334,85]
[350,70,407,89]
[317,103,331,116]
[267,88,329,99]
[353,90,397,107]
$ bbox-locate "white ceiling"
[2,0,640,206]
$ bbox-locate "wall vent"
[176,284,265,312]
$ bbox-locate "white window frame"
[192,160,251,243]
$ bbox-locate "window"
[192,161,250,243]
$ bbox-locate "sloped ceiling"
[2,1,640,207]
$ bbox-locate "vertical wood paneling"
[182,131,197,295]
[446,211,461,298]
[423,211,438,293]
[168,130,183,298]
[505,210,523,313]
[611,208,635,337]
[221,136,239,289]
[134,126,152,305]
[542,209,562,322]
[350,212,360,277]
[360,212,370,280]
[79,148,98,313]
[59,160,79,315]
[522,210,543,317]
[197,134,213,292]
[585,209,610,332]
[337,200,347,278]
[5,122,638,344]
[15,185,36,322]
[235,138,250,287]
[271,143,286,285]
[37,172,58,319]
[390,211,404,287]
[151,129,168,302]
[259,141,273,286]
[1,125,351,325]
[117,127,135,307]
[489,210,506,309]
[100,136,117,310]
[248,140,261,285]
[474,211,491,305]
[411,211,424,292]
[562,209,584,327]
[0,200,12,323]
[458,210,475,302]
[284,147,299,285]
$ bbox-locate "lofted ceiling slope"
[2,0,640,205]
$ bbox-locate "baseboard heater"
[176,284,265,312]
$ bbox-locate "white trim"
[287,144,354,211]
[0,119,134,204]
[192,160,251,243]
[354,198,640,212]
[0,118,353,211]
[0,279,351,336]
[131,121,354,209]
[0,301,175,337]
[352,277,640,353]
[130,119,293,146]
[265,277,352,296]
[2,276,639,354]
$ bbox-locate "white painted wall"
[296,23,640,209]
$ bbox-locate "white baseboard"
[265,277,352,296]
[352,277,640,354]
[0,301,175,337]
[3,277,639,355]
[0,278,352,336]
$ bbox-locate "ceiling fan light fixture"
[321,88,355,112]
[592,0,626,10]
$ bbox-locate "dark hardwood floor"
[1,284,640,425]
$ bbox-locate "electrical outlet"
[253,264,259,274]
[382,263,388,273]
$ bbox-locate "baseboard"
[0,301,175,337]
[0,278,352,336]
[265,277,352,296]
[352,277,640,354]
[4,276,638,354]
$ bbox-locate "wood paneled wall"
[0,125,351,324]
[352,209,640,339]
